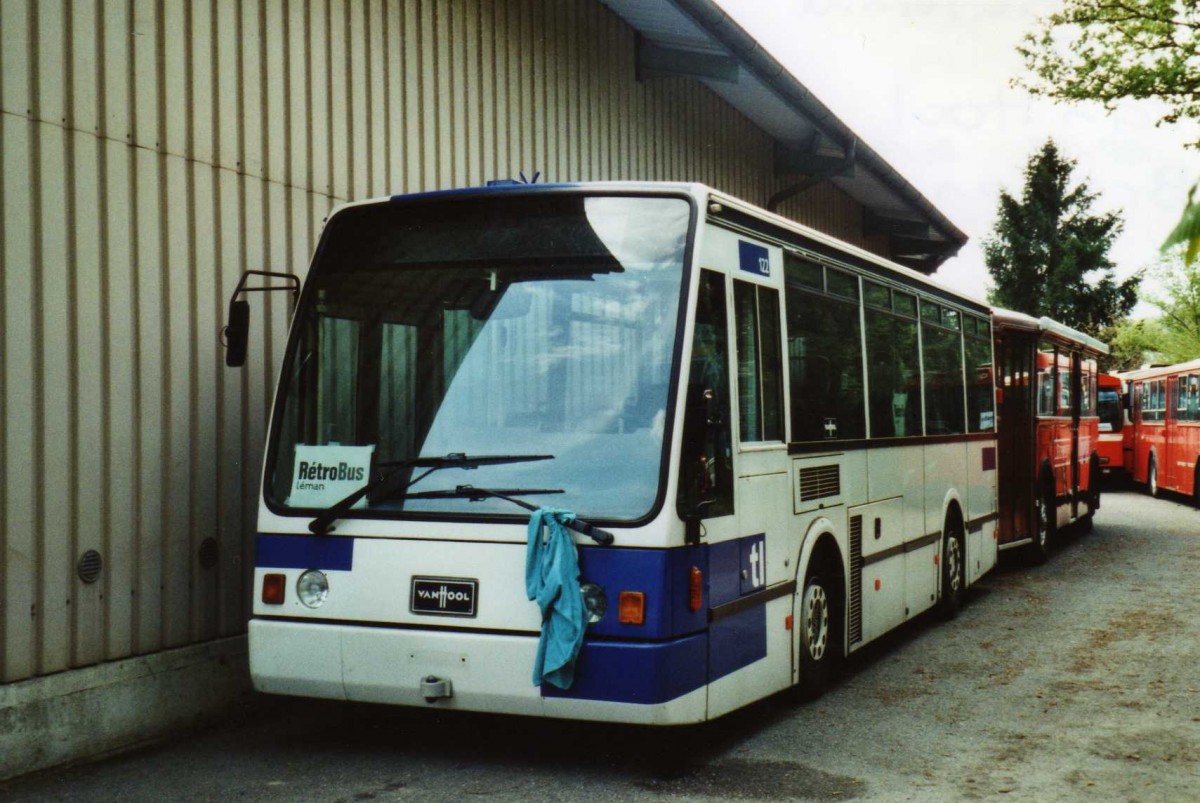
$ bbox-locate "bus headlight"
[297,569,329,608]
[580,583,607,624]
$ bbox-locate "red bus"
[1096,372,1129,480]
[992,310,1107,562]
[1124,359,1200,504]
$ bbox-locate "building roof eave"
[598,0,967,272]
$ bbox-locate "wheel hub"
[947,537,961,594]
[1037,497,1049,547]
[803,584,829,661]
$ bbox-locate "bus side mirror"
[221,270,300,368]
[224,299,250,367]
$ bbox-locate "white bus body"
[247,183,998,724]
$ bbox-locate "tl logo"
[740,534,767,594]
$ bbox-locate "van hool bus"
[227,183,998,724]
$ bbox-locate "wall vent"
[798,464,840,501]
[848,515,863,646]
[198,538,219,569]
[77,550,103,584]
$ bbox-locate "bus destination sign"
[738,240,770,277]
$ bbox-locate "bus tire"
[1193,463,1200,508]
[1029,481,1055,565]
[1149,455,1161,498]
[938,514,965,619]
[1080,458,1100,533]
[795,568,839,701]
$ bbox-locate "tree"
[1144,252,1200,359]
[984,140,1140,335]
[1162,183,1200,264]
[1016,1,1200,261]
[1100,317,1169,370]
[1016,1,1200,147]
[1098,254,1200,369]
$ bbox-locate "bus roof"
[705,186,990,315]
[990,308,1109,355]
[332,181,991,316]
[1121,358,1200,381]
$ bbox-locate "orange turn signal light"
[262,573,286,604]
[618,591,645,625]
[688,567,703,613]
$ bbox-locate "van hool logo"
[297,461,367,482]
[411,577,477,617]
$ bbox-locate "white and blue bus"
[236,183,998,725]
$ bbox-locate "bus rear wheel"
[1029,485,1055,565]
[1080,460,1100,533]
[1079,497,1095,533]
[795,570,839,700]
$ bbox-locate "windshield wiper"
[307,453,553,534]
[406,485,615,546]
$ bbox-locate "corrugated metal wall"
[0,0,873,684]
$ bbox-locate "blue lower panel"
[708,606,767,682]
[542,633,708,704]
[256,534,354,571]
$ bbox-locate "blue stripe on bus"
[559,534,770,702]
[709,605,767,682]
[705,535,769,681]
[256,534,354,571]
[541,633,708,704]
[253,532,770,702]
[576,544,707,640]
[706,534,766,605]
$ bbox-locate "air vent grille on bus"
[848,515,863,646]
[799,465,840,501]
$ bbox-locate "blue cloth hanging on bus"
[525,507,587,690]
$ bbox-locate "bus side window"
[864,294,922,438]
[1036,341,1056,417]
[734,282,784,442]
[678,270,734,523]
[921,307,965,435]
[1178,376,1192,421]
[784,258,865,441]
[966,316,995,433]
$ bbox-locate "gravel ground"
[737,486,1200,802]
[3,488,1198,802]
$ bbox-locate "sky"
[715,0,1200,316]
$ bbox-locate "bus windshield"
[266,193,691,521]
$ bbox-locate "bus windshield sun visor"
[307,453,554,535]
[405,486,615,546]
